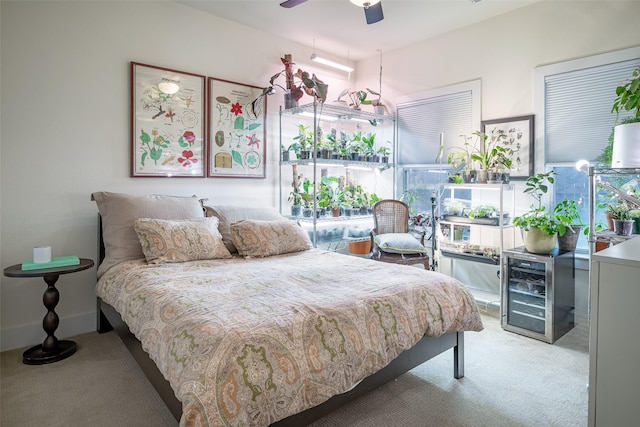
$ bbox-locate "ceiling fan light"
[310,53,354,73]
[349,0,381,7]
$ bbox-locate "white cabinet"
[437,183,516,303]
[588,237,640,427]
[279,102,395,251]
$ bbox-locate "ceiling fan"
[280,0,384,25]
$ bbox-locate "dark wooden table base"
[23,339,77,365]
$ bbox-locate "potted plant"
[293,124,314,159]
[448,135,476,183]
[300,178,314,217]
[629,208,640,234]
[554,199,585,251]
[512,171,561,253]
[281,142,300,161]
[249,54,329,116]
[361,133,377,162]
[610,66,640,168]
[606,202,635,236]
[469,129,510,183]
[288,164,303,217]
[377,142,391,163]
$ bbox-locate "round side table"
[3,258,94,365]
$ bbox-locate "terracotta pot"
[348,240,371,255]
[605,213,615,231]
[595,237,610,252]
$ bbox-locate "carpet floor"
[1,312,589,427]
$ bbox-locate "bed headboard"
[98,214,105,265]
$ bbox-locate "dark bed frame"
[95,218,465,426]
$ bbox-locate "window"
[535,47,640,253]
[396,80,480,214]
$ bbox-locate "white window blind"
[545,58,640,163]
[397,91,473,166]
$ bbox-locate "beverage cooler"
[501,247,575,343]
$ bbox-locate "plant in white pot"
[611,66,640,168]
[512,171,561,254]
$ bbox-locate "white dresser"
[588,237,640,427]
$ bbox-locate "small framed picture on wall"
[481,114,535,180]
[131,62,206,177]
[207,77,267,179]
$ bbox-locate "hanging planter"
[610,66,640,167]
[611,121,640,168]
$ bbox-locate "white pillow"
[373,233,428,254]
[92,192,204,277]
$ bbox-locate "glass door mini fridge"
[501,247,575,343]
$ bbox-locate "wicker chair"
[369,199,430,269]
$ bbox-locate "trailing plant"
[249,54,329,116]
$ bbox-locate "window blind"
[545,58,640,163]
[397,91,473,166]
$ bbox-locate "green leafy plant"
[512,171,561,235]
[293,124,314,152]
[361,133,376,157]
[553,199,584,236]
[605,202,632,220]
[470,129,510,171]
[612,66,640,121]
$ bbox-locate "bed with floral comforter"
[96,249,483,427]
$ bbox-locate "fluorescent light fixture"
[300,111,338,121]
[349,0,381,6]
[310,53,354,73]
[316,163,341,168]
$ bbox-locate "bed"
[92,192,484,427]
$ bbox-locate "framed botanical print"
[481,114,534,180]
[131,62,206,177]
[208,77,267,178]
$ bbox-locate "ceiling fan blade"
[364,2,384,24]
[280,0,308,8]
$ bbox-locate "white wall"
[2,1,639,352]
[0,0,349,351]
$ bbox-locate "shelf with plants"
[588,167,640,254]
[279,102,396,251]
[437,183,517,300]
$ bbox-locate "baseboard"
[0,311,95,352]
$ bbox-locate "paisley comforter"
[96,249,483,426]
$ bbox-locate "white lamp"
[310,53,354,73]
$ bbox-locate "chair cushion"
[374,233,428,254]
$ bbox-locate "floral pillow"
[230,219,312,257]
[134,217,232,264]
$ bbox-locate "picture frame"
[208,77,267,178]
[481,114,534,180]
[131,62,206,177]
